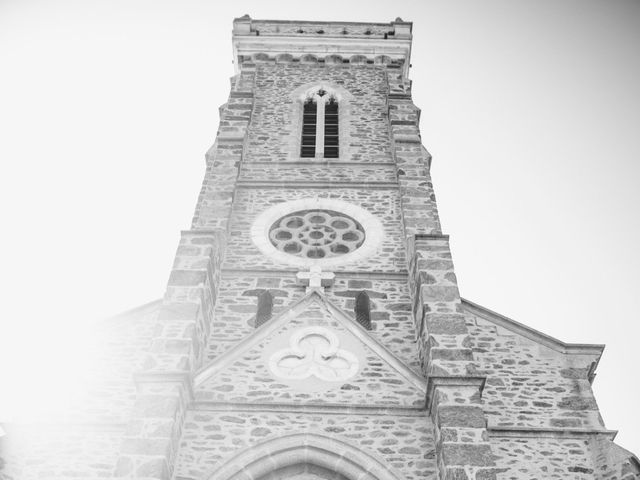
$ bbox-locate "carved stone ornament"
[251,198,384,268]
[268,326,359,381]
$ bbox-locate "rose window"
[269,210,365,259]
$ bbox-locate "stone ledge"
[180,229,225,235]
[236,181,400,189]
[190,401,427,417]
[241,161,397,167]
[220,268,409,280]
[487,425,618,440]
[414,233,450,241]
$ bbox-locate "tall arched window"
[255,291,274,328]
[324,98,339,158]
[301,99,317,158]
[300,89,339,159]
[355,291,371,330]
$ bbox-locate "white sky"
[0,0,638,454]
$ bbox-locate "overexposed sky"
[0,0,638,453]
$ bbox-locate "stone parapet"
[233,16,413,77]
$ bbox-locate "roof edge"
[461,298,605,357]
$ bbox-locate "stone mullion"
[389,75,496,479]
[113,69,255,480]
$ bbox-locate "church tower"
[1,15,638,480]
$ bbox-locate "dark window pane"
[301,99,317,157]
[324,100,338,158]
[355,292,371,330]
[256,291,273,327]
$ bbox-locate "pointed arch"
[208,432,405,480]
[290,82,353,161]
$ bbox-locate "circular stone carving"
[269,327,359,381]
[251,198,383,268]
[269,210,365,260]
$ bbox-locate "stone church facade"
[1,16,638,480]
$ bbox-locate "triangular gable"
[194,290,426,407]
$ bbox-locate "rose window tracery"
[269,210,365,259]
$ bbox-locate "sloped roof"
[462,298,605,357]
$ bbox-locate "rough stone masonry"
[1,16,638,480]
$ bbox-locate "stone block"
[429,347,474,362]
[427,314,468,335]
[437,405,486,428]
[442,444,495,467]
[168,270,207,287]
[420,285,460,303]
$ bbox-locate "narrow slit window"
[355,291,371,330]
[301,99,317,158]
[324,98,339,158]
[255,291,274,328]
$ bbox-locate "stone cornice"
[236,180,399,189]
[487,425,618,440]
[191,401,426,416]
[220,268,409,280]
[232,16,413,77]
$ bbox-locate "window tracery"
[268,209,365,259]
[300,88,339,158]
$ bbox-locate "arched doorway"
[256,463,349,479]
[208,432,404,480]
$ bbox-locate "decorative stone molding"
[208,432,405,480]
[251,198,383,268]
[268,326,359,381]
[238,53,405,69]
[233,17,412,77]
